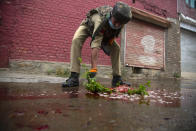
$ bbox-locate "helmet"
[112,2,132,24]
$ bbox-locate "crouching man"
[62,1,132,87]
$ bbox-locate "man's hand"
[88,68,97,78]
[86,68,97,83]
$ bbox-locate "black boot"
[112,75,131,87]
[62,72,79,87]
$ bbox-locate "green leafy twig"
[127,81,150,96]
[79,57,150,96]
[79,57,112,94]
[85,74,112,94]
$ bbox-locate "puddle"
[0,79,195,131]
[85,88,182,107]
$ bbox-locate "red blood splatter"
[114,85,133,93]
[55,109,62,114]
[15,123,49,130]
[36,125,49,130]
[37,110,48,115]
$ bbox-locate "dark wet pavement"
[0,78,196,131]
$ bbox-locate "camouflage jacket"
[81,6,122,43]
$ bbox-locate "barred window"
[185,0,196,8]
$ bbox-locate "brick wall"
[178,0,196,19]
[0,44,9,68]
[131,0,177,18]
[0,0,177,68]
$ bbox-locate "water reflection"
[0,79,183,107]
[0,79,195,131]
[62,86,79,98]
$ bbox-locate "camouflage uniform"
[70,5,122,76]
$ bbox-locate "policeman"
[62,1,132,87]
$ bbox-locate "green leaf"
[127,81,150,96]
[78,57,82,63]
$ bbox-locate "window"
[186,0,189,4]
[185,0,196,8]
[195,0,196,7]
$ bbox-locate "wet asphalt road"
[0,78,196,131]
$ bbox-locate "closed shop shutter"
[181,29,196,73]
[125,19,165,69]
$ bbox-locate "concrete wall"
[9,59,113,78]
[164,19,181,77]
